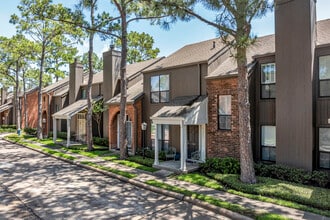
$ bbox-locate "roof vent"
[212,41,216,49]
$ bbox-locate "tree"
[163,0,272,183]
[115,31,160,64]
[0,35,36,133]
[10,0,82,139]
[92,99,105,137]
[80,52,103,73]
[110,0,188,160]
[75,0,115,151]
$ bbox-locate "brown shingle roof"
[208,19,330,79]
[107,80,143,105]
[317,19,330,46]
[144,38,228,72]
[41,77,69,93]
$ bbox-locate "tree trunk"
[86,3,95,152]
[23,70,28,129]
[237,46,256,184]
[37,44,46,139]
[119,4,128,159]
[15,61,21,133]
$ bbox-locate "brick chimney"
[68,59,84,105]
[275,0,316,170]
[102,46,121,139]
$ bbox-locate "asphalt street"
[0,139,229,220]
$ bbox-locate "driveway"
[0,139,228,219]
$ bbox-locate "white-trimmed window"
[319,55,330,97]
[261,63,276,99]
[81,89,86,99]
[150,75,169,103]
[319,128,330,169]
[261,126,276,161]
[218,95,231,130]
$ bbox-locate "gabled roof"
[82,57,164,86]
[41,77,69,93]
[107,81,143,105]
[143,38,228,72]
[52,96,102,119]
[207,19,330,79]
[0,102,13,113]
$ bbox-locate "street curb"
[2,138,252,220]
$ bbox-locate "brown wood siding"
[253,56,276,162]
[275,0,315,171]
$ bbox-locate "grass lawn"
[80,161,137,178]
[145,179,289,220]
[177,173,330,217]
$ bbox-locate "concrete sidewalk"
[2,135,329,220]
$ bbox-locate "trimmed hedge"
[23,127,37,135]
[0,124,16,129]
[93,137,109,147]
[200,157,329,188]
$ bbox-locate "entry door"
[77,113,86,142]
[187,125,199,160]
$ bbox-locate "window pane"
[319,152,330,169]
[319,128,330,152]
[261,147,270,161]
[219,95,231,115]
[320,80,330,97]
[319,55,330,80]
[159,75,169,91]
[261,84,276,99]
[160,91,169,102]
[219,115,231,130]
[261,63,276,84]
[151,76,159,92]
[261,126,276,146]
[151,92,159,103]
[151,123,155,141]
[163,124,169,140]
[269,147,276,161]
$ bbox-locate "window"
[55,104,59,112]
[81,89,86,99]
[319,55,330,97]
[261,126,276,161]
[150,75,169,103]
[151,124,169,151]
[218,95,231,130]
[319,128,330,168]
[261,63,276,98]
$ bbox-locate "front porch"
[153,160,200,173]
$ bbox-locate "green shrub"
[58,132,68,139]
[0,124,16,129]
[23,127,37,135]
[93,137,109,147]
[200,157,240,174]
[255,163,329,188]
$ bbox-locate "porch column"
[53,117,57,143]
[153,123,160,166]
[199,124,206,162]
[180,120,187,172]
[66,118,71,147]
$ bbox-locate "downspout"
[47,92,51,136]
[133,102,138,155]
[198,64,202,96]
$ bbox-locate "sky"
[1,0,330,58]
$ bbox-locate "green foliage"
[210,173,330,212]
[93,136,109,147]
[115,31,160,64]
[23,127,37,135]
[256,213,290,220]
[178,173,330,217]
[0,125,17,133]
[255,163,329,188]
[200,157,240,174]
[126,155,156,168]
[79,52,103,73]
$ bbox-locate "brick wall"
[21,90,39,129]
[206,77,240,159]
[108,99,142,154]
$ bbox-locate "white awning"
[0,103,13,113]
[52,96,102,120]
[151,96,208,125]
